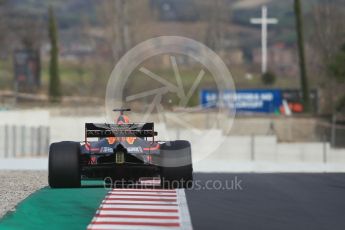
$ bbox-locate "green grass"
[40,61,110,97]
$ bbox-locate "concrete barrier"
[212,136,252,161]
[254,136,277,161]
[327,147,345,163]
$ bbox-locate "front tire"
[48,141,81,188]
[160,140,193,189]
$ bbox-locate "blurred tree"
[312,1,345,65]
[115,0,130,59]
[128,0,152,45]
[328,44,345,83]
[97,0,139,62]
[261,71,276,85]
[0,0,6,51]
[311,1,345,114]
[294,0,310,112]
[335,96,345,113]
[48,7,61,102]
[328,44,345,112]
[204,0,230,53]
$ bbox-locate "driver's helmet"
[116,114,130,124]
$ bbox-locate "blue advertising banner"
[200,89,282,113]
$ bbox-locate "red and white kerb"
[87,188,193,230]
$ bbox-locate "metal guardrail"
[0,125,49,158]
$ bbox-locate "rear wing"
[85,123,157,138]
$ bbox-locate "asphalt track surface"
[1,173,345,230]
[187,173,345,230]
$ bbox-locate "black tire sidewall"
[160,140,193,188]
[48,141,81,188]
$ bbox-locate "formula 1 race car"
[48,108,193,188]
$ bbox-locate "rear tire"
[160,140,193,189]
[48,141,81,188]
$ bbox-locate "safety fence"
[0,125,49,158]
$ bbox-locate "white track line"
[100,204,179,210]
[88,188,193,230]
[93,217,181,223]
[102,200,178,205]
[96,210,180,216]
[106,195,177,199]
[108,191,176,195]
[87,225,180,230]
